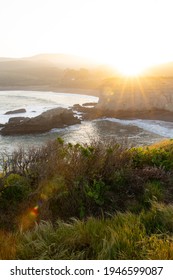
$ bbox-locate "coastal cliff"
[97,77,173,112]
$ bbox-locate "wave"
[0,90,98,124]
[95,118,173,138]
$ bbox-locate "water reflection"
[0,120,164,155]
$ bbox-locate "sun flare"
[104,43,160,77]
[117,63,145,77]
[106,56,151,77]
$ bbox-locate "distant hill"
[0,57,17,62]
[25,53,98,69]
[0,54,100,79]
[1,54,173,90]
[0,58,61,87]
[0,54,114,89]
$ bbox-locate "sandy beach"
[0,85,100,96]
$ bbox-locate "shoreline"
[1,85,173,123]
[0,85,100,97]
[84,108,173,123]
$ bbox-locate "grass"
[0,231,17,260]
[15,206,173,260]
[1,138,173,259]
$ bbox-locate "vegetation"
[1,138,173,259]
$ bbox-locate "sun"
[107,56,150,77]
[117,63,144,77]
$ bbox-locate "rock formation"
[4,108,26,115]
[1,107,80,136]
[8,117,30,123]
[97,77,173,112]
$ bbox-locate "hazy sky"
[1,0,173,74]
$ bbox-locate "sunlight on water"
[0,90,170,158]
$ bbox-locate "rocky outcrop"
[83,108,173,122]
[1,107,80,136]
[97,77,173,112]
[4,108,26,115]
[72,104,97,117]
[8,117,30,124]
[82,102,97,107]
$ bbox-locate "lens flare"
[19,205,39,232]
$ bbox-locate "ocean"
[0,90,172,155]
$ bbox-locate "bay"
[0,90,172,156]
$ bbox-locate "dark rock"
[1,107,81,136]
[82,102,97,107]
[4,108,26,115]
[8,117,30,124]
[72,104,82,110]
[83,107,173,122]
[0,123,4,127]
[72,104,94,114]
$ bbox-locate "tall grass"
[0,231,17,259]
[16,205,173,260]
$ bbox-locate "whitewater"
[0,90,98,124]
[97,118,173,138]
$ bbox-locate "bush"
[131,143,173,170]
[1,173,30,204]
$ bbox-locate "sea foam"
[96,118,173,138]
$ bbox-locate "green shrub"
[1,173,30,204]
[84,179,108,206]
[131,144,173,170]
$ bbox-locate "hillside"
[26,53,98,69]
[0,54,113,90]
[1,54,173,95]
[1,138,173,259]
